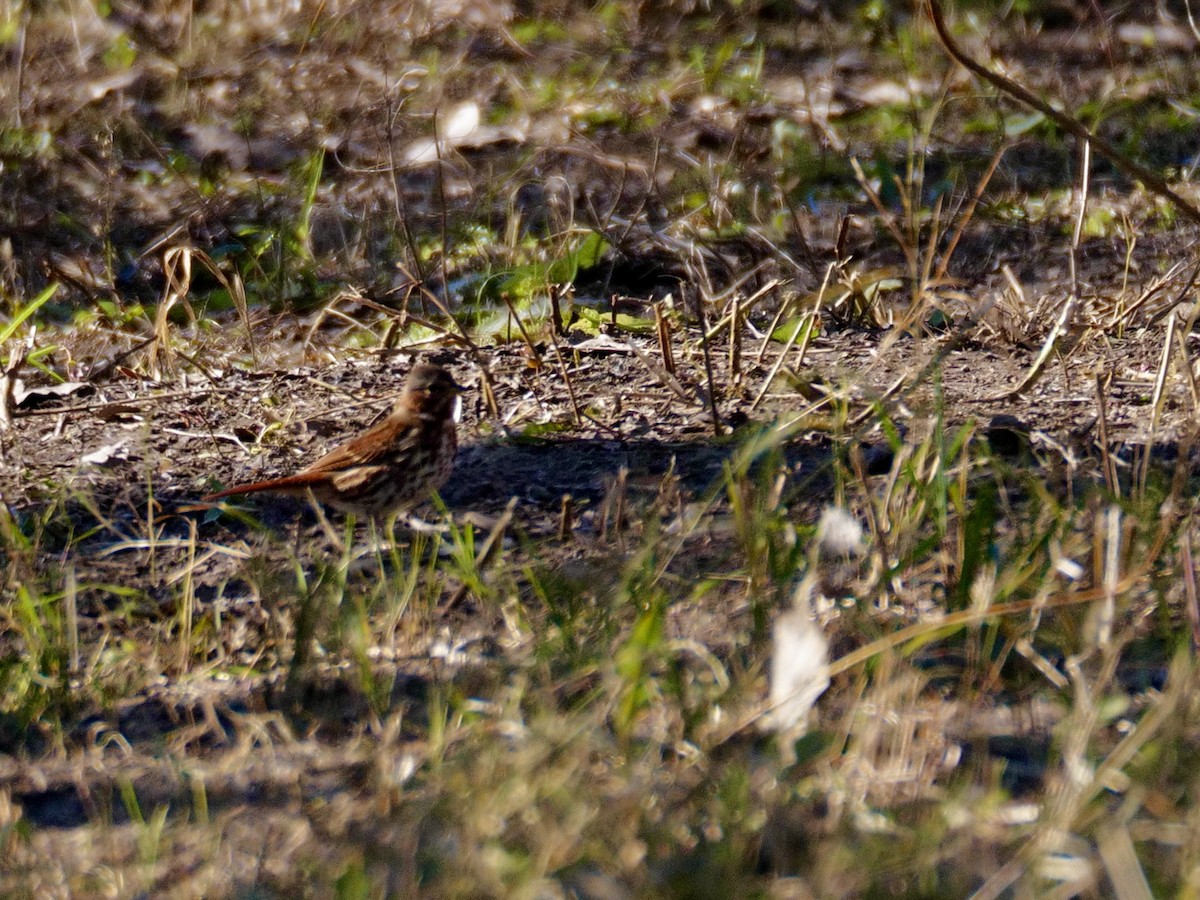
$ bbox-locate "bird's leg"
[306,488,345,552]
[362,515,387,560]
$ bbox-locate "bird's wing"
[330,464,391,492]
[300,413,419,474]
[201,412,429,502]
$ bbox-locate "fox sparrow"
[202,363,462,519]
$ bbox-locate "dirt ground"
[5,0,1200,894]
[1,292,1192,811]
[3,305,1196,581]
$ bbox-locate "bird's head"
[403,363,463,420]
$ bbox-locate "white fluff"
[767,607,830,737]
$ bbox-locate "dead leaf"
[95,403,144,423]
[13,380,94,409]
[441,101,482,142]
[81,440,130,466]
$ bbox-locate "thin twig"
[1093,370,1117,495]
[691,284,722,437]
[1173,322,1200,413]
[548,331,583,427]
[1134,313,1175,500]
[624,339,696,403]
[751,262,834,412]
[926,0,1200,225]
[969,140,1092,403]
[655,303,676,375]
[499,293,540,358]
[933,141,1009,286]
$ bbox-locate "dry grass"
[3,0,1200,896]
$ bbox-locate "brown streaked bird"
[202,363,462,519]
